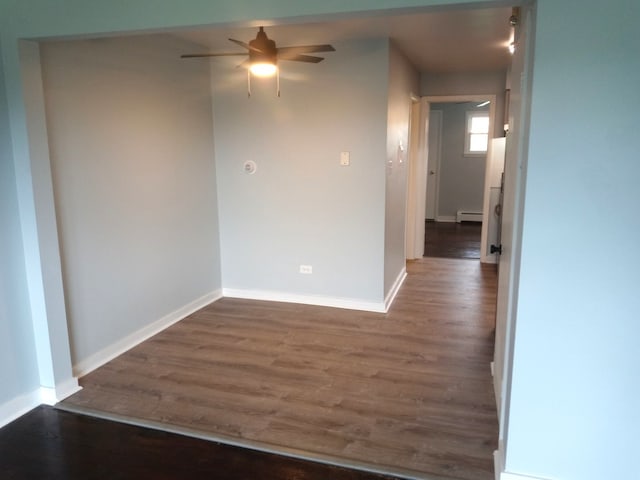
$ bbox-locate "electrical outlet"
[299,265,313,274]
[340,151,350,166]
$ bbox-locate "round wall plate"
[243,160,257,174]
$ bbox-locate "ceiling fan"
[181,26,336,96]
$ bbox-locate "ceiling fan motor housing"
[249,27,277,65]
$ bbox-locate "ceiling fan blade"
[229,38,263,53]
[281,54,325,63]
[277,44,335,57]
[236,59,251,69]
[181,52,249,58]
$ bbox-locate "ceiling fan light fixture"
[181,26,334,97]
[249,62,277,77]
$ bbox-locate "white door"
[480,137,506,264]
[425,109,442,220]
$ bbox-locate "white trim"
[494,447,504,480]
[493,360,502,414]
[39,386,58,406]
[39,377,82,405]
[223,288,386,313]
[73,290,222,377]
[0,389,41,428]
[494,448,551,480]
[56,376,82,399]
[405,98,428,260]
[464,110,490,155]
[0,378,83,428]
[425,107,442,221]
[435,215,456,222]
[384,267,407,312]
[481,253,498,265]
[500,473,551,480]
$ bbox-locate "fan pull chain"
[247,69,251,97]
[276,69,280,97]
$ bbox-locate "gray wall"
[40,35,221,367]
[0,39,40,406]
[431,102,488,219]
[422,70,506,137]
[384,43,419,294]
[212,39,389,304]
[505,2,640,479]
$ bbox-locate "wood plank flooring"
[0,406,399,480]
[62,257,498,480]
[424,221,482,259]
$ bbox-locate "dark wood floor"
[424,221,482,259]
[0,406,399,480]
[63,257,498,480]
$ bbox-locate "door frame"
[406,94,496,260]
[405,96,426,259]
[492,5,536,474]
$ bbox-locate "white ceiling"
[172,6,513,74]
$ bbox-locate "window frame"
[464,111,490,156]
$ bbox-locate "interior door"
[483,137,506,263]
[425,109,442,220]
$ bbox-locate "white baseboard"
[222,288,386,313]
[495,449,551,480]
[494,447,504,480]
[384,268,407,312]
[39,377,82,405]
[500,473,551,480]
[73,290,222,377]
[0,376,82,428]
[481,253,498,264]
[493,368,502,417]
[0,389,41,428]
[436,215,456,222]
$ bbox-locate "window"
[465,111,490,155]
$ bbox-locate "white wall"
[40,34,221,368]
[384,42,419,294]
[421,70,506,137]
[212,39,389,306]
[430,102,488,219]
[0,40,40,409]
[504,2,640,479]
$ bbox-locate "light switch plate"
[340,151,350,166]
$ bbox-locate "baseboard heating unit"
[456,210,483,223]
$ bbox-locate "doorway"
[422,97,497,261]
